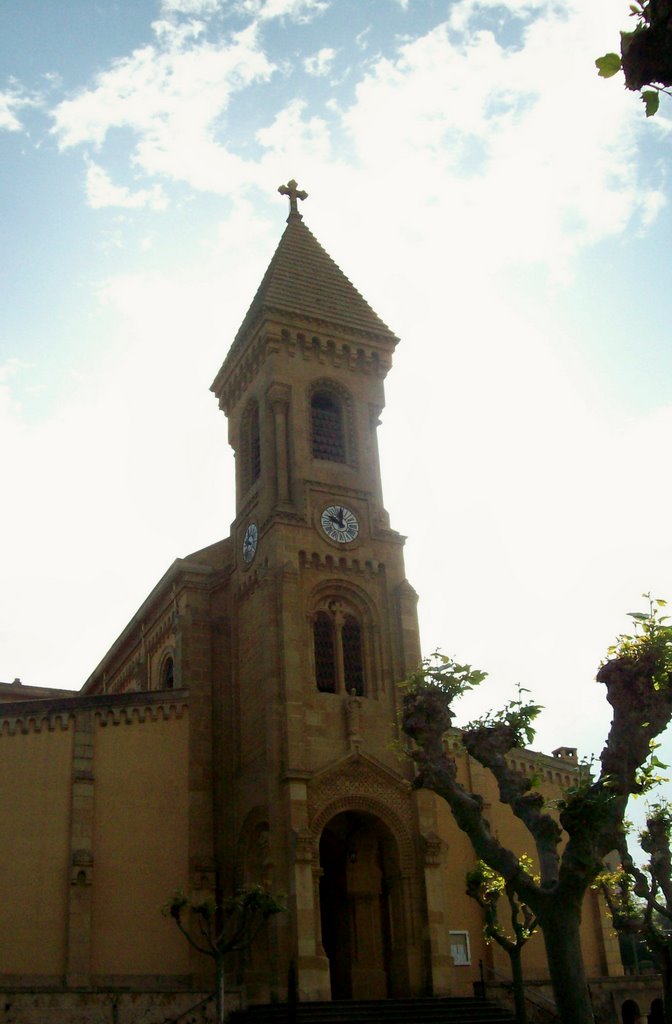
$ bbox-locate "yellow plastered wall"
[90,710,189,976]
[0,724,72,975]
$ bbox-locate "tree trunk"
[538,902,595,1024]
[216,952,226,1024]
[509,948,528,1024]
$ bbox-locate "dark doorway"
[623,999,641,1024]
[318,810,405,1001]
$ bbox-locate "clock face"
[321,505,359,544]
[242,522,258,564]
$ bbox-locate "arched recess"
[236,807,273,985]
[311,793,417,1000]
[309,379,357,467]
[308,580,382,698]
[237,806,273,888]
[240,397,261,495]
[157,649,176,690]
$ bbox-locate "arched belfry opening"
[318,810,408,1000]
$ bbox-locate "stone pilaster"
[65,710,95,987]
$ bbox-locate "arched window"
[311,391,345,462]
[313,603,365,696]
[160,655,175,690]
[314,612,336,693]
[241,399,261,492]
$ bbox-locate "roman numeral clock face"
[242,522,258,564]
[321,505,359,544]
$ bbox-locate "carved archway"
[307,759,421,1000]
[311,793,415,874]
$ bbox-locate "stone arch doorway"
[318,809,408,1001]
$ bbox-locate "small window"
[311,391,345,462]
[161,656,175,690]
[449,931,471,966]
[314,612,336,692]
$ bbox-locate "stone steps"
[229,996,516,1024]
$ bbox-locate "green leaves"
[643,90,660,116]
[605,594,672,690]
[402,650,487,701]
[467,684,543,748]
[596,52,623,78]
[163,884,285,958]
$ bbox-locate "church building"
[0,183,621,1018]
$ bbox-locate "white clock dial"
[242,522,258,564]
[321,505,359,544]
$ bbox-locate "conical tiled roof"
[229,211,398,355]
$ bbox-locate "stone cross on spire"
[278,179,308,220]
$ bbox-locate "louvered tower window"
[314,612,336,692]
[342,615,364,696]
[311,391,345,462]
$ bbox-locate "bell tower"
[212,179,397,537]
[210,183,427,1003]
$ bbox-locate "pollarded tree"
[466,856,539,1024]
[164,885,285,1024]
[401,598,672,1024]
[599,803,672,1024]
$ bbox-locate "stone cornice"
[0,688,189,735]
[212,321,394,416]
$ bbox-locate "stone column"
[293,828,331,1001]
[421,831,452,995]
[329,601,346,694]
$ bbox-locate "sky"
[1,0,672,815]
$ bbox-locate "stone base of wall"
[589,974,663,1024]
[0,987,244,1024]
[486,974,663,1024]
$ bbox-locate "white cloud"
[160,0,221,13]
[85,161,168,210]
[46,0,655,287]
[332,0,657,280]
[238,0,329,21]
[304,47,336,77]
[0,86,33,132]
[51,23,275,192]
[257,98,333,164]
